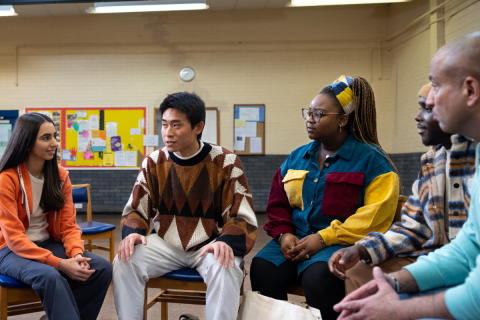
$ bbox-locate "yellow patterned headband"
[329,75,354,115]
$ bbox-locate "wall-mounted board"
[24,106,147,168]
[233,105,265,156]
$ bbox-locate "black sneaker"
[179,315,199,320]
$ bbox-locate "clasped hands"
[333,267,401,320]
[58,253,95,282]
[117,233,236,268]
[280,233,325,262]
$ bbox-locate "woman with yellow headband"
[250,76,399,319]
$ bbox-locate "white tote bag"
[237,291,322,320]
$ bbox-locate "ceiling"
[9,0,291,17]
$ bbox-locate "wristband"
[386,274,400,293]
[317,233,327,249]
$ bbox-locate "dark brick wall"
[71,152,422,213]
[389,152,424,196]
[69,170,138,213]
[238,155,289,212]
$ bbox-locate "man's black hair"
[159,92,206,140]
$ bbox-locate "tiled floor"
[11,214,304,320]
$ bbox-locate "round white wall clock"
[179,67,195,82]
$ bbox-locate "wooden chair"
[144,262,245,320]
[72,184,116,263]
[395,195,409,222]
[0,275,43,320]
[286,195,410,298]
[0,184,117,320]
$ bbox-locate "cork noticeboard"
[233,105,265,156]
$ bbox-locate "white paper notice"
[239,107,260,121]
[234,135,245,151]
[78,131,92,152]
[89,115,99,130]
[245,122,257,137]
[92,138,106,148]
[139,119,145,128]
[0,126,8,142]
[38,111,52,119]
[126,151,137,167]
[234,127,246,151]
[106,122,117,138]
[250,137,262,153]
[78,120,89,132]
[74,203,83,209]
[114,151,126,166]
[143,135,159,147]
[234,127,246,137]
[130,128,141,135]
[77,111,87,119]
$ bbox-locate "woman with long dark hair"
[0,113,112,320]
[250,76,400,320]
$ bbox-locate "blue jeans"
[0,237,112,320]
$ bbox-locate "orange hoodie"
[0,163,84,269]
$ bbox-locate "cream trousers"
[113,234,243,320]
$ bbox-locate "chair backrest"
[395,195,409,222]
[72,184,92,221]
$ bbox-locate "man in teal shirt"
[333,31,480,320]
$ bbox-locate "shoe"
[179,315,199,320]
[39,315,48,320]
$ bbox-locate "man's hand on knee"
[117,233,147,262]
[200,241,235,269]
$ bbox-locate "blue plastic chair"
[0,274,43,319]
[144,263,245,320]
[73,184,116,263]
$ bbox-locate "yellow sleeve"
[319,172,399,246]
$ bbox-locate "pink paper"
[83,152,93,160]
[82,130,89,138]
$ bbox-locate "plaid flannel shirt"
[358,135,475,265]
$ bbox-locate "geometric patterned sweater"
[358,135,475,265]
[121,142,258,257]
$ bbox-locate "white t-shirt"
[25,172,50,242]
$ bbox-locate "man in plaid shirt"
[328,83,476,294]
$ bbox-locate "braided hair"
[320,77,399,177]
[350,76,399,176]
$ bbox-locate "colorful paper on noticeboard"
[103,152,114,166]
[92,138,106,152]
[111,136,122,152]
[61,149,76,161]
[67,114,77,129]
[83,151,94,160]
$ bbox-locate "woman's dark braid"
[351,76,400,179]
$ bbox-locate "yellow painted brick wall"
[0,5,392,154]
[387,0,480,154]
[0,3,478,155]
[445,0,480,42]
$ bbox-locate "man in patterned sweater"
[328,83,476,293]
[113,92,258,320]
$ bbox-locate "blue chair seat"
[0,274,30,289]
[78,221,116,235]
[161,269,204,282]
